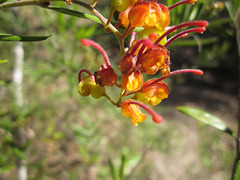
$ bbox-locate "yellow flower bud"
[111,0,130,12]
[78,76,105,99]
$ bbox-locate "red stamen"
[78,69,94,82]
[164,27,206,47]
[130,32,137,47]
[122,24,135,39]
[168,0,197,10]
[81,39,111,66]
[154,20,209,45]
[129,38,154,57]
[127,100,163,123]
[150,69,203,85]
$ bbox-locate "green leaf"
[46,6,102,24]
[109,158,117,180]
[0,34,51,41]
[119,153,126,180]
[0,60,8,64]
[13,147,26,159]
[234,159,240,180]
[178,106,234,136]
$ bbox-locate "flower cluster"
[78,0,208,126]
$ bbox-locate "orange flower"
[121,70,143,92]
[135,79,169,105]
[138,45,170,75]
[128,1,162,27]
[117,6,132,28]
[155,4,170,29]
[121,99,146,126]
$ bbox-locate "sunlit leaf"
[119,153,126,179]
[0,34,51,41]
[109,158,117,180]
[178,106,234,137]
[46,6,102,24]
[0,60,8,64]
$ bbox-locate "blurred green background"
[0,0,239,179]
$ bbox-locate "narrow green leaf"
[109,158,117,180]
[178,106,234,136]
[0,34,51,41]
[119,154,126,180]
[234,159,240,180]
[46,6,102,24]
[0,60,8,64]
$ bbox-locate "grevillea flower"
[121,99,146,126]
[128,1,162,27]
[155,4,170,29]
[77,0,208,127]
[95,65,118,87]
[121,99,163,126]
[138,44,170,75]
[121,70,143,92]
[116,6,132,28]
[134,79,169,105]
[118,54,135,74]
[78,76,105,99]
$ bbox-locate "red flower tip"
[195,27,206,33]
[193,69,204,75]
[80,39,91,47]
[152,113,163,123]
[187,0,197,4]
[195,20,209,27]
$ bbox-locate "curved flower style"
[81,39,118,87]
